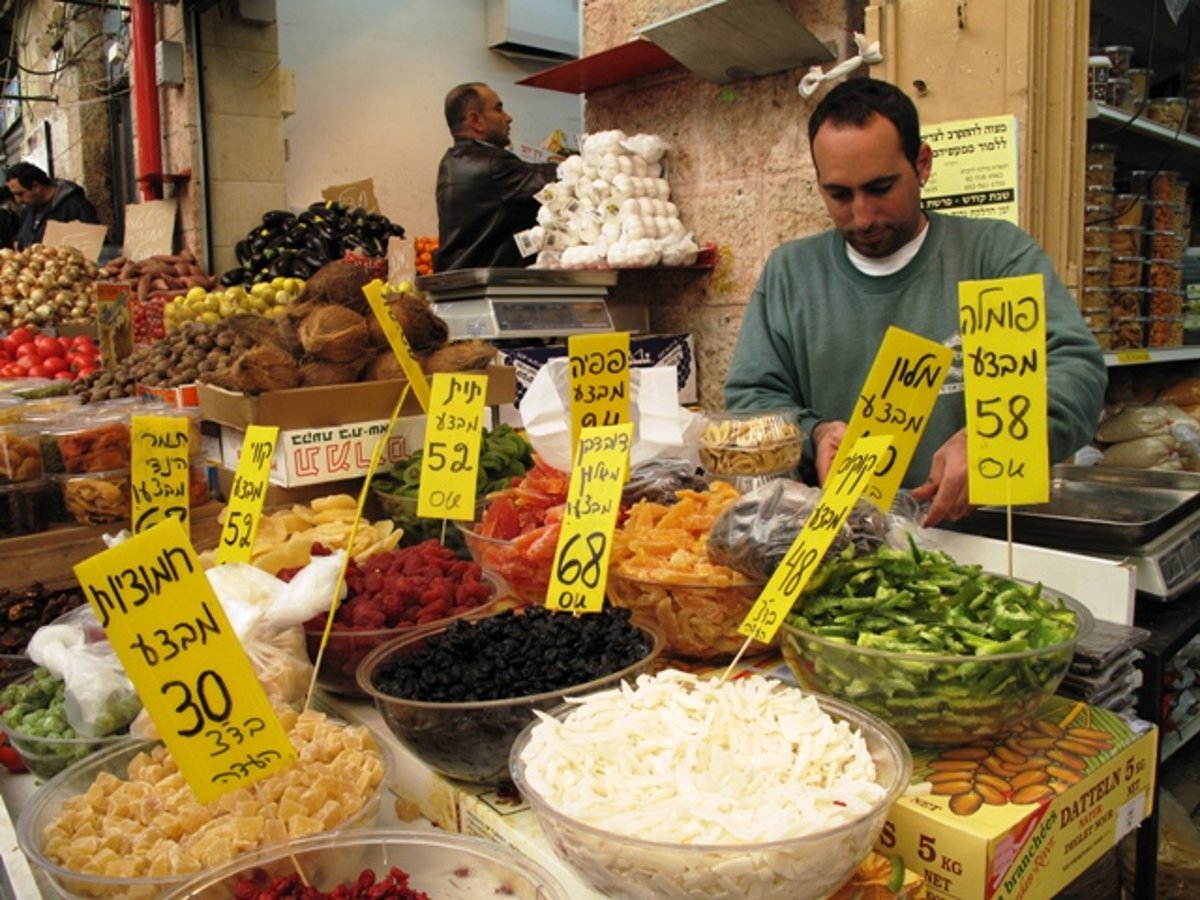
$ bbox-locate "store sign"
[73,519,295,803]
[921,115,1019,225]
[568,331,631,450]
[95,282,133,368]
[363,279,431,412]
[959,274,1050,505]
[738,434,893,645]
[131,414,191,535]
[546,422,632,614]
[417,373,487,521]
[42,220,106,262]
[829,326,952,509]
[321,177,379,214]
[216,425,278,565]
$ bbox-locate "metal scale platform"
[417,268,619,341]
[963,465,1200,600]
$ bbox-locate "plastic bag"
[26,606,142,738]
[1095,402,1196,443]
[707,480,906,581]
[622,458,708,506]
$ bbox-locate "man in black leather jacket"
[434,83,557,271]
[6,162,100,249]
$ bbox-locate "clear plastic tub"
[1111,316,1148,350]
[1084,224,1112,251]
[1082,266,1112,289]
[1146,97,1189,131]
[1147,315,1185,348]
[1148,230,1185,261]
[1148,288,1185,317]
[1109,255,1145,287]
[1083,247,1112,270]
[1085,165,1116,191]
[1110,224,1144,257]
[0,425,41,482]
[699,409,804,476]
[1148,258,1184,291]
[1110,287,1147,318]
[1112,193,1145,228]
[1086,143,1118,168]
[1103,45,1134,80]
[0,479,52,536]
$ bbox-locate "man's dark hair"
[5,162,51,189]
[444,82,487,132]
[807,78,922,166]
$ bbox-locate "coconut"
[364,351,404,381]
[229,343,301,394]
[298,359,364,386]
[296,305,370,364]
[227,313,286,350]
[385,292,449,354]
[297,260,373,314]
[420,339,497,374]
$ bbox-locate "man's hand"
[910,429,974,527]
[813,420,847,485]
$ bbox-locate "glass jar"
[1146,97,1190,131]
[1127,68,1152,111]
[1088,55,1112,102]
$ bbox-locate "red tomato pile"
[0,326,100,380]
[131,295,170,346]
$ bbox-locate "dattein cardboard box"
[878,700,1157,900]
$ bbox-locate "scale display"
[433,298,615,339]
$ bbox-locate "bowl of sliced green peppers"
[371,424,534,556]
[779,543,1092,747]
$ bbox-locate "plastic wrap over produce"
[520,129,699,270]
[519,357,703,471]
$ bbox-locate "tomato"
[7,326,34,345]
[15,341,38,358]
[26,363,48,377]
[52,370,74,381]
[0,363,21,377]
[41,356,67,374]
[14,355,36,372]
[71,335,97,349]
[34,335,62,359]
[0,737,25,773]
[1,337,16,357]
[76,365,99,378]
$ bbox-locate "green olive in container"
[699,409,804,481]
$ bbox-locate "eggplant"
[235,239,251,264]
[300,250,326,271]
[248,252,266,271]
[220,268,246,287]
[292,260,315,280]
[269,255,294,278]
[261,209,293,228]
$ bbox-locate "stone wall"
[582,0,855,408]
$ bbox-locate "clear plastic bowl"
[698,409,804,476]
[605,567,770,660]
[779,591,1092,746]
[160,828,571,899]
[511,693,912,900]
[457,522,554,606]
[357,614,663,785]
[17,715,393,900]
[304,571,503,698]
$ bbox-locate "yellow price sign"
[546,423,632,614]
[737,434,893,645]
[417,373,488,521]
[131,414,192,535]
[959,274,1050,505]
[828,327,952,510]
[216,425,279,565]
[363,279,431,413]
[568,332,631,450]
[1115,349,1151,364]
[73,519,295,803]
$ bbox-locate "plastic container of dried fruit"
[698,409,804,477]
[162,829,571,899]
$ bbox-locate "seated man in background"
[6,162,100,249]
[434,82,556,271]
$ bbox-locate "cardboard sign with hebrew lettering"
[42,220,107,262]
[124,199,178,261]
[321,178,379,214]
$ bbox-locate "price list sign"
[131,414,192,535]
[546,422,633,614]
[74,519,295,803]
[958,274,1050,505]
[737,434,893,644]
[568,332,631,450]
[417,373,487,521]
[363,279,431,413]
[828,327,952,509]
[216,425,279,565]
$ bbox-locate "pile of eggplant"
[220,201,406,286]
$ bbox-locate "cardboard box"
[217,416,428,487]
[212,467,374,511]
[495,334,696,426]
[878,701,1157,899]
[196,366,517,430]
[136,382,200,407]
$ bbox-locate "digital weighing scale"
[417,268,620,340]
[963,465,1200,600]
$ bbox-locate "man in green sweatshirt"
[724,78,1106,527]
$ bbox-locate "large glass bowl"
[456,523,554,606]
[303,572,503,698]
[780,591,1093,747]
[17,715,392,900]
[605,568,770,660]
[357,613,664,785]
[510,692,911,900]
[161,828,570,899]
